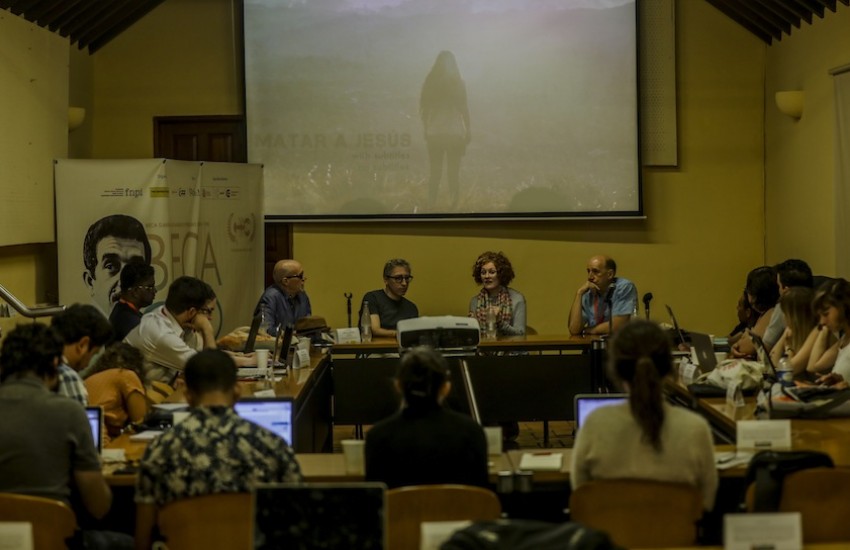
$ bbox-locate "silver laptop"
[574,393,627,430]
[253,482,386,549]
[690,332,718,372]
[234,397,294,445]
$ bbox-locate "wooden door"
[153,115,291,287]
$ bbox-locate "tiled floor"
[332,421,574,452]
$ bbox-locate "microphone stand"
[344,292,353,327]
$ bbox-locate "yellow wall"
[84,0,766,335]
[764,5,850,276]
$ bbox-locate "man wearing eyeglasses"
[125,276,224,385]
[359,259,419,339]
[109,259,157,341]
[253,259,312,336]
[568,255,637,336]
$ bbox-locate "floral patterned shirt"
[135,405,302,506]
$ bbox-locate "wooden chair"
[775,467,850,543]
[569,479,703,548]
[157,492,253,550]
[386,484,502,550]
[0,493,77,550]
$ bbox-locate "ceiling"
[705,0,849,44]
[1,0,848,54]
[0,0,165,54]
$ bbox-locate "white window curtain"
[833,65,850,278]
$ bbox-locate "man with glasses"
[568,255,637,336]
[253,259,312,336]
[359,259,419,339]
[125,276,251,385]
[109,259,157,340]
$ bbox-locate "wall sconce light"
[775,91,804,119]
[68,107,86,131]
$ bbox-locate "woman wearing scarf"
[468,251,526,337]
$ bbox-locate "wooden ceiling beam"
[705,0,774,43]
[788,0,823,19]
[75,0,138,50]
[86,0,166,53]
[753,0,803,29]
[60,1,113,40]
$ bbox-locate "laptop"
[272,324,294,368]
[665,304,688,347]
[253,483,386,550]
[85,406,103,453]
[574,393,627,430]
[234,397,294,445]
[243,311,263,353]
[689,332,718,372]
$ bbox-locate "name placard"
[680,361,698,385]
[292,348,311,369]
[723,512,802,550]
[736,419,791,450]
[335,327,361,344]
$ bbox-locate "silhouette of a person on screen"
[420,51,471,209]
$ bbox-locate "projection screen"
[244,0,640,220]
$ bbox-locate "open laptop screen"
[254,483,386,550]
[234,397,293,445]
[574,394,627,430]
[85,406,103,453]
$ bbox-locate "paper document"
[518,452,563,471]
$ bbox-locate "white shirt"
[124,305,202,384]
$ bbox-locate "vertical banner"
[55,159,264,336]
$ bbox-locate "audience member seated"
[253,259,311,336]
[0,324,131,549]
[729,292,757,346]
[731,266,779,358]
[570,320,718,511]
[125,276,251,385]
[769,287,821,379]
[365,346,487,489]
[568,255,637,336]
[360,258,419,339]
[809,278,850,380]
[762,259,813,351]
[134,350,303,550]
[468,251,526,336]
[51,304,114,406]
[84,343,148,440]
[109,259,156,341]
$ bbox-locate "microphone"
[642,292,653,320]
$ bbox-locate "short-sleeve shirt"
[85,368,146,437]
[57,363,88,406]
[580,277,638,329]
[135,406,303,507]
[0,377,101,505]
[360,289,419,330]
[124,305,202,384]
[109,300,143,341]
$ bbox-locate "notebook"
[690,332,718,371]
[85,406,103,453]
[234,397,294,445]
[574,393,627,430]
[253,483,386,550]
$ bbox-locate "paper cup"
[341,439,366,475]
[255,349,270,367]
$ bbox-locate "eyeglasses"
[198,307,215,316]
[387,275,413,283]
[282,273,306,282]
[135,285,156,292]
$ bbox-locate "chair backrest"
[569,479,702,548]
[0,493,77,550]
[386,484,502,550]
[157,492,253,550]
[777,467,850,543]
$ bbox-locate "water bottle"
[258,305,272,336]
[485,306,497,340]
[777,354,794,387]
[360,301,372,343]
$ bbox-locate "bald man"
[253,259,312,336]
[568,255,637,336]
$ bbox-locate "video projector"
[397,316,480,352]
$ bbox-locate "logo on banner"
[227,213,256,244]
